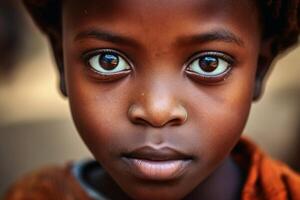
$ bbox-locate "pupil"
[99,53,119,70]
[199,56,218,72]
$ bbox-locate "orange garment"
[232,138,300,200]
[4,138,300,200]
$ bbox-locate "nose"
[128,92,188,127]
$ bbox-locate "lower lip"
[123,158,191,180]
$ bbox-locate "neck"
[184,156,245,200]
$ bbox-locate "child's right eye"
[83,49,132,80]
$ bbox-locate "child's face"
[62,0,261,199]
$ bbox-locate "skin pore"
[61,0,263,199]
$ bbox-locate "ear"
[253,38,276,101]
[48,31,68,97]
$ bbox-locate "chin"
[114,175,198,200]
[125,186,188,200]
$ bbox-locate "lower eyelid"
[185,66,232,84]
[86,67,131,82]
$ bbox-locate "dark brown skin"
[59,0,273,199]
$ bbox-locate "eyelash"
[184,51,234,84]
[81,49,235,83]
[82,49,133,81]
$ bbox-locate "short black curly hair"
[23,0,300,56]
[23,0,300,98]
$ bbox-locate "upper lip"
[123,146,193,161]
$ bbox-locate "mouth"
[122,146,193,181]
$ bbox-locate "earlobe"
[253,38,276,101]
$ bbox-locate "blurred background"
[0,1,299,197]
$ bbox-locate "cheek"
[205,94,251,157]
[64,58,131,160]
[188,66,255,164]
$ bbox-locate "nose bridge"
[146,83,175,117]
[128,76,187,127]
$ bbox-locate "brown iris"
[199,56,218,72]
[99,53,119,70]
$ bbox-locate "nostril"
[169,118,185,127]
[168,105,188,126]
[132,116,150,126]
[128,104,148,126]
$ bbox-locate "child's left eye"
[185,52,233,83]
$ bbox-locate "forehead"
[63,0,258,22]
[63,0,256,14]
[62,0,260,49]
[63,0,258,20]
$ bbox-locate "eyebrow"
[74,28,244,48]
[74,29,140,47]
[177,29,245,47]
